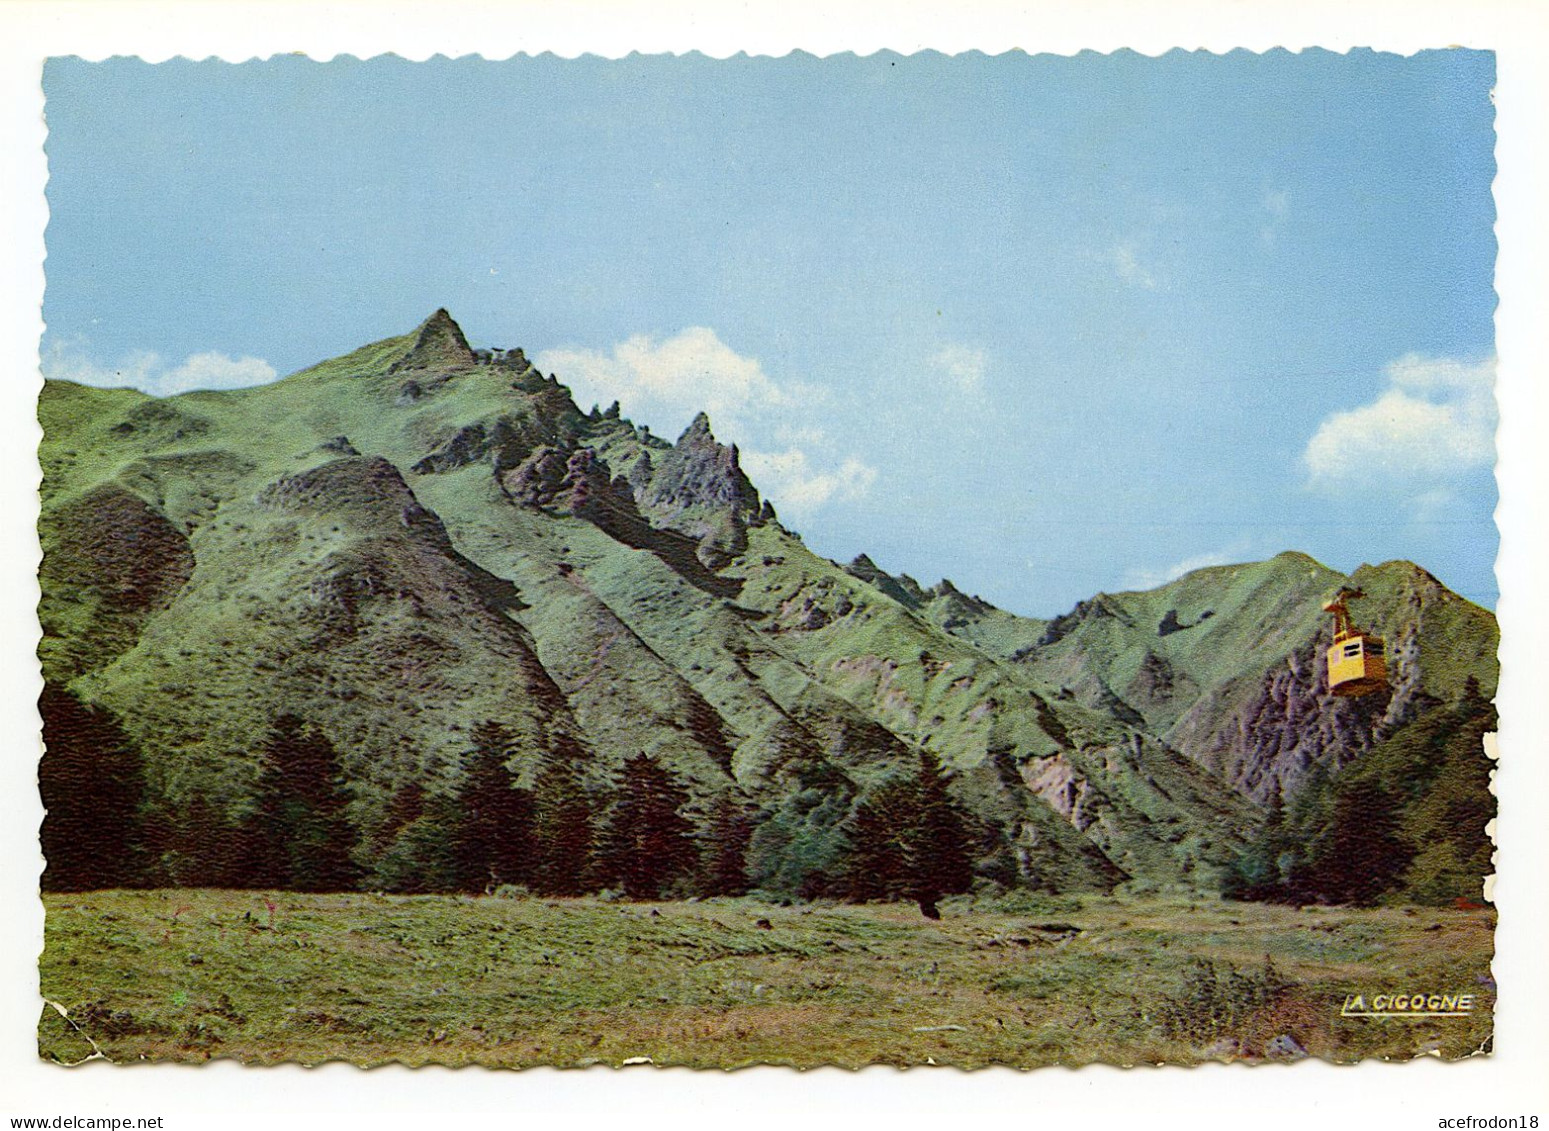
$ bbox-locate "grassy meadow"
[38,890,1494,1069]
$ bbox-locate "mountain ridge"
[37,309,1498,899]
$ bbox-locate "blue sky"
[41,49,1498,614]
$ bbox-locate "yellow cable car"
[1322,587,1388,697]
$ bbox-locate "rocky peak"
[1038,593,1134,646]
[844,554,928,610]
[1351,559,1447,600]
[640,412,760,516]
[934,578,981,602]
[615,411,762,567]
[678,412,717,448]
[390,308,476,373]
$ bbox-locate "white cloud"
[538,328,876,519]
[537,327,815,442]
[159,352,279,395]
[1121,547,1241,591]
[929,344,987,393]
[1302,354,1496,492]
[44,341,277,396]
[740,449,878,520]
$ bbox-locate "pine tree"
[592,753,698,899]
[909,751,975,916]
[1310,778,1410,905]
[166,792,252,887]
[1460,675,1492,715]
[236,765,289,890]
[453,720,536,892]
[380,778,427,852]
[241,715,360,891]
[840,777,918,901]
[531,735,595,896]
[1223,790,1293,902]
[39,683,147,891]
[373,779,465,894]
[840,753,975,915]
[700,794,754,896]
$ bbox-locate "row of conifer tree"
[39,683,975,910]
[1221,681,1496,908]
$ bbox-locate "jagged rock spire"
[640,411,758,515]
[677,412,716,447]
[391,308,476,373]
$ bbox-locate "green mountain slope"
[898,551,1497,806]
[38,310,1496,898]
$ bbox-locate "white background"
[1,3,1544,1129]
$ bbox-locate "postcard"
[23,36,1515,1087]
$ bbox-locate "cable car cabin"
[1322,589,1388,697]
[1327,632,1387,696]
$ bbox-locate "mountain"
[37,310,1498,899]
[912,551,1497,805]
